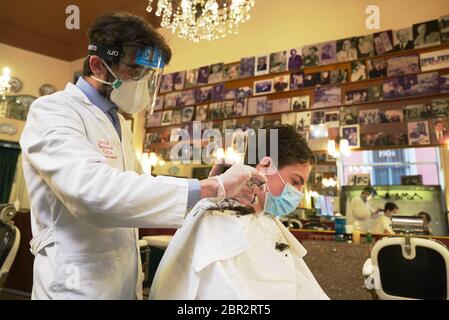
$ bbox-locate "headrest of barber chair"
[0,204,16,223]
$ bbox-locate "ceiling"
[0,0,162,61]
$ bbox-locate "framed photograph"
[431,98,449,117]
[181,106,195,123]
[373,30,394,55]
[253,79,274,96]
[351,61,368,82]
[440,74,449,93]
[393,28,414,51]
[255,55,270,76]
[387,54,420,77]
[195,86,214,104]
[413,20,442,49]
[223,63,240,81]
[311,111,325,125]
[161,110,173,126]
[319,41,337,65]
[247,96,268,115]
[250,116,265,129]
[145,111,162,128]
[340,125,360,148]
[287,48,304,71]
[273,75,290,92]
[212,83,225,101]
[309,124,329,140]
[195,105,208,121]
[355,34,375,58]
[224,89,237,100]
[173,71,186,91]
[441,15,449,43]
[321,70,331,85]
[290,71,305,90]
[420,49,449,72]
[234,98,247,116]
[431,118,449,144]
[208,102,224,120]
[154,96,164,111]
[313,86,342,108]
[355,174,371,186]
[406,72,440,97]
[164,92,178,108]
[208,63,224,84]
[302,45,319,67]
[340,106,358,125]
[303,72,321,87]
[269,98,291,113]
[368,85,384,102]
[366,58,387,79]
[401,175,423,186]
[336,38,358,62]
[383,77,407,99]
[269,51,287,73]
[171,109,182,125]
[185,69,198,89]
[296,112,311,131]
[222,100,235,119]
[330,69,349,84]
[236,86,252,99]
[223,119,237,130]
[378,109,403,123]
[325,110,340,128]
[197,66,210,86]
[408,121,431,145]
[281,113,297,126]
[345,88,369,104]
[403,104,432,121]
[240,57,256,78]
[291,96,310,111]
[178,89,196,107]
[160,74,174,93]
[359,109,380,125]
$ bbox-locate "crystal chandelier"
[147,0,256,42]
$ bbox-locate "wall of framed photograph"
[145,14,449,165]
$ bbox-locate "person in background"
[372,202,398,235]
[418,211,433,235]
[346,187,382,232]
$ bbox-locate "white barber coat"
[150,199,329,300]
[20,83,189,300]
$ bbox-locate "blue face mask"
[263,169,304,217]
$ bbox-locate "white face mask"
[92,61,151,114]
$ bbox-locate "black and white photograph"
[368,85,384,102]
[224,89,237,100]
[208,63,224,84]
[393,28,415,51]
[420,49,449,72]
[311,111,326,125]
[236,86,253,99]
[287,48,304,71]
[234,98,247,116]
[405,72,440,96]
[330,69,349,84]
[387,54,420,76]
[171,109,182,125]
[383,77,407,99]
[431,118,449,144]
[408,120,431,145]
[440,74,449,93]
[145,111,162,128]
[209,102,224,120]
[351,61,368,82]
[253,79,274,95]
[247,96,268,115]
[197,66,210,86]
[378,109,403,123]
[345,88,369,104]
[325,110,340,128]
[339,106,358,125]
[313,86,342,108]
[195,86,214,104]
[361,132,408,147]
[359,109,380,125]
[431,98,449,118]
[273,75,290,92]
[303,72,321,87]
[240,56,256,78]
[154,96,164,111]
[255,55,270,76]
[250,116,265,129]
[291,96,310,111]
[366,58,387,79]
[164,92,178,108]
[178,89,196,107]
[403,104,432,121]
[173,71,186,91]
[195,105,209,121]
[182,106,195,122]
[160,73,174,93]
[281,113,297,126]
[296,111,311,130]
[269,98,291,113]
[340,125,360,148]
[185,69,198,89]
[356,34,375,58]
[269,51,287,73]
[303,45,320,67]
[336,38,358,62]
[290,71,305,90]
[161,110,173,126]
[223,63,240,81]
[223,100,235,118]
[223,119,237,130]
[319,42,337,65]
[320,70,331,85]
[373,30,394,55]
[212,83,225,101]
[441,15,449,43]
[413,19,442,48]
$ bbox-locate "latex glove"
[212,164,267,204]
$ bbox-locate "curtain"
[0,143,21,203]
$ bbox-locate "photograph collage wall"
[145,14,449,160]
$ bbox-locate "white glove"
[212,164,267,204]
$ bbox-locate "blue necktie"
[108,108,122,141]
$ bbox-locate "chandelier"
[146,0,256,42]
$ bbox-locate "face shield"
[88,44,166,114]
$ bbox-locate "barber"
[346,187,382,232]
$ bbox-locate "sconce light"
[327,138,352,158]
[0,67,11,98]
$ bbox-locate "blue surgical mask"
[263,168,304,217]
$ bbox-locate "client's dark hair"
[384,202,398,212]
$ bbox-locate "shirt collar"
[76,76,118,113]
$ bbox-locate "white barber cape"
[20,83,189,300]
[150,199,329,300]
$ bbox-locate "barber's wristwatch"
[211,176,226,203]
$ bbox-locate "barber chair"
[362,216,449,300]
[0,204,21,292]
